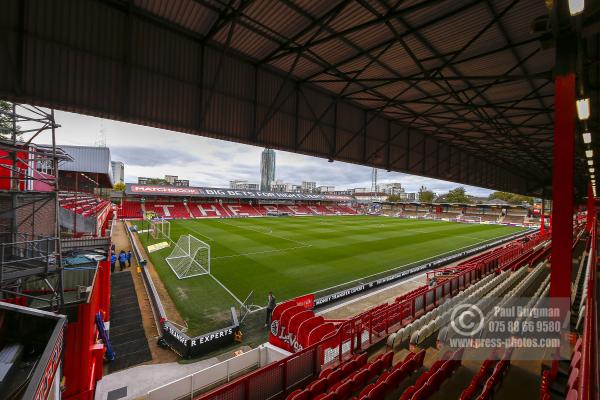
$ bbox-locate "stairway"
[108,272,152,372]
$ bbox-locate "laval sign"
[125,184,354,202]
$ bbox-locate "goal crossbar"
[165,235,210,279]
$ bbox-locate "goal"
[150,219,171,240]
[165,235,210,279]
[459,215,482,223]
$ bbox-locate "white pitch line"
[184,226,215,242]
[207,273,245,307]
[212,244,312,260]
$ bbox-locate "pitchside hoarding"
[125,183,354,202]
[161,307,240,358]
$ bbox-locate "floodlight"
[577,98,590,120]
[568,0,585,16]
[590,168,595,173]
[586,149,593,158]
[583,131,592,144]
[588,160,594,166]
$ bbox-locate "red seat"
[327,369,344,388]
[285,389,302,400]
[320,367,334,379]
[412,383,432,400]
[566,388,578,400]
[400,359,416,376]
[358,383,374,399]
[355,353,368,368]
[459,383,478,400]
[342,360,357,377]
[307,378,327,397]
[287,389,310,400]
[351,369,369,392]
[399,385,416,400]
[313,393,335,400]
[367,359,384,380]
[384,368,403,391]
[567,368,579,390]
[414,350,426,369]
[414,371,431,389]
[381,351,394,370]
[375,371,390,389]
[367,383,386,400]
[334,380,353,400]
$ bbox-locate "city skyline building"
[260,148,276,191]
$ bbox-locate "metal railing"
[579,220,599,400]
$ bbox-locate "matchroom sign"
[125,183,354,202]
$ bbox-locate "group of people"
[110,243,132,273]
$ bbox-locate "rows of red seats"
[399,349,463,400]
[459,349,512,400]
[189,203,232,218]
[145,202,190,218]
[118,200,143,218]
[116,201,361,219]
[59,192,110,217]
[287,350,426,400]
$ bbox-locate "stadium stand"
[145,201,191,219]
[118,200,143,219]
[118,199,361,219]
[59,191,110,218]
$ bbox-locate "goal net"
[459,215,482,223]
[166,235,210,279]
[151,219,171,240]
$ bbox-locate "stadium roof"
[0,0,598,197]
[59,145,114,187]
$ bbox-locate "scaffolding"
[0,103,71,311]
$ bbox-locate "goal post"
[166,235,210,279]
[150,219,171,240]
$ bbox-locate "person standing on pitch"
[126,250,132,267]
[265,291,276,328]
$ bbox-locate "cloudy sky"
[33,110,493,196]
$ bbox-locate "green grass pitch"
[137,216,524,335]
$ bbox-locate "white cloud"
[33,110,493,197]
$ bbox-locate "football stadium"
[0,1,599,400]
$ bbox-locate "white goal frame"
[459,215,482,223]
[150,219,171,240]
[165,235,210,279]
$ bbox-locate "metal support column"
[550,62,576,299]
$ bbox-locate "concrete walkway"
[95,356,220,400]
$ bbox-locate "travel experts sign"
[125,184,354,202]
